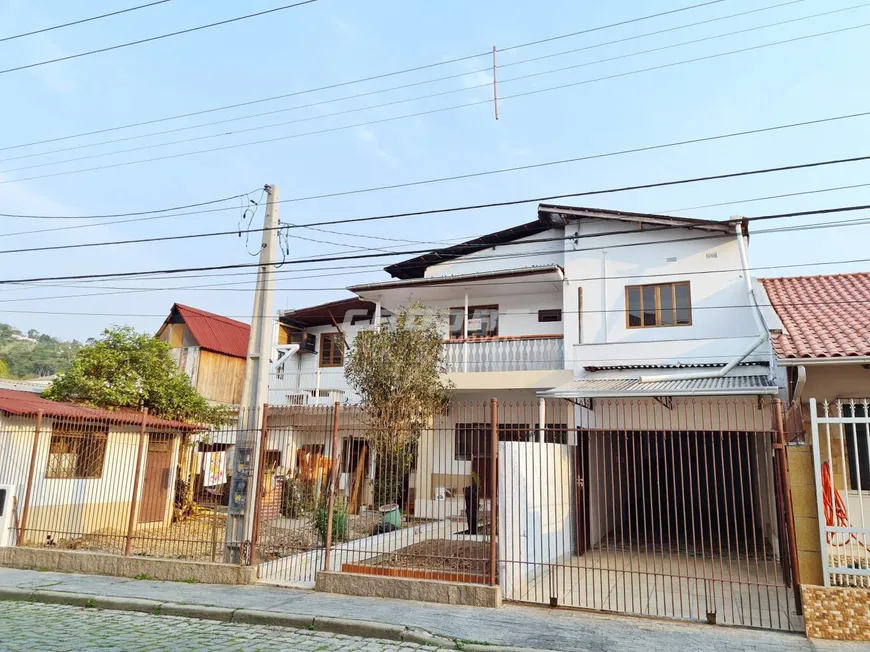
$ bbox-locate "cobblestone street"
[0,602,446,652]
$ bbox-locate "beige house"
[0,388,196,549]
[761,272,870,587]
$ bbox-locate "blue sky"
[0,0,868,341]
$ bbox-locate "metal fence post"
[489,397,498,586]
[17,410,43,545]
[125,408,148,556]
[774,398,802,614]
[248,404,270,566]
[323,402,342,573]
[808,397,831,587]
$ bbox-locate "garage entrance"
[498,396,801,632]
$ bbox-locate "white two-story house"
[268,202,779,503]
[262,203,799,627]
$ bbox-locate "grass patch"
[133,573,155,581]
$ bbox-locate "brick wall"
[803,585,870,640]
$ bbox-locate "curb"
[0,587,553,652]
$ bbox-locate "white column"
[538,397,546,443]
[374,299,382,332]
[463,291,469,373]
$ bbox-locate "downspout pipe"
[640,222,768,383]
[792,364,807,403]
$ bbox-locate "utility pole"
[225,184,279,562]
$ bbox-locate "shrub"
[314,499,348,543]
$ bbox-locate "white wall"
[0,415,180,542]
[562,219,761,369]
[498,442,572,600]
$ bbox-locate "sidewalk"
[0,568,861,652]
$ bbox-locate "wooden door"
[574,433,589,555]
[140,437,172,523]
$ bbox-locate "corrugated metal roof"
[173,304,250,359]
[0,389,197,430]
[350,265,563,293]
[540,375,778,398]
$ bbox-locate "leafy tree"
[0,358,9,378]
[345,305,452,507]
[44,326,226,425]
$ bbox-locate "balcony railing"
[443,335,564,373]
[268,369,360,407]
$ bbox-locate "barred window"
[45,423,108,479]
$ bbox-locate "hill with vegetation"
[0,323,82,379]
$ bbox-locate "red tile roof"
[0,389,197,430]
[761,273,870,360]
[173,304,250,359]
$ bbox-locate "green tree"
[44,326,226,425]
[344,305,452,507]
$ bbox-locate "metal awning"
[539,375,779,398]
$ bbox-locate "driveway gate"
[497,397,802,631]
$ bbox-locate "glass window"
[642,286,657,326]
[626,282,691,328]
[675,283,691,325]
[660,284,675,326]
[319,333,345,367]
[627,287,641,327]
[449,305,499,339]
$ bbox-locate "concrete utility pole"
[225,184,279,562]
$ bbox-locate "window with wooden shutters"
[626,282,691,328]
[319,332,345,367]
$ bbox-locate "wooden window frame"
[448,304,499,340]
[45,424,109,480]
[625,281,692,329]
[319,332,345,367]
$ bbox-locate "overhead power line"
[0,11,870,183]
[12,203,869,294]
[2,20,866,186]
[0,0,819,167]
[9,209,870,304]
[6,108,868,222]
[0,1,172,43]
[3,149,870,257]
[0,0,320,77]
[0,0,727,151]
[0,190,259,219]
[0,202,867,286]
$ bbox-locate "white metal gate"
[809,398,870,588]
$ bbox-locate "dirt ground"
[364,539,490,575]
[50,507,385,563]
[51,507,228,561]
[257,511,382,561]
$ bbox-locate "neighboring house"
[157,303,249,406]
[760,272,870,588]
[0,389,196,547]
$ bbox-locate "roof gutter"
[777,356,870,366]
[640,222,767,384]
